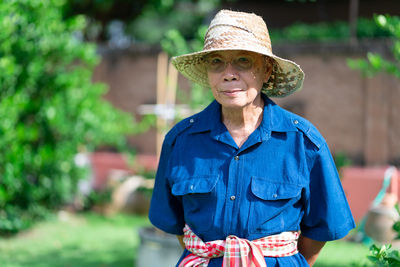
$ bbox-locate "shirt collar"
[188,100,221,134]
[188,93,298,135]
[263,94,298,132]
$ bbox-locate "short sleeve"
[300,143,356,241]
[148,138,185,235]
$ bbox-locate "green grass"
[315,238,373,267]
[0,212,150,267]
[0,213,373,267]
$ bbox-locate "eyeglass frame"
[202,52,273,73]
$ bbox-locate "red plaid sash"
[179,225,299,267]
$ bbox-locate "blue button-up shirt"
[149,94,355,266]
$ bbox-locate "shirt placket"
[225,132,268,237]
[223,150,241,237]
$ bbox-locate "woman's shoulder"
[164,115,197,146]
[164,101,218,146]
[270,102,326,151]
[291,112,326,150]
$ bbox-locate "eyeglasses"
[204,54,255,73]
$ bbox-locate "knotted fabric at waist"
[179,224,299,267]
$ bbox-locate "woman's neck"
[221,97,264,148]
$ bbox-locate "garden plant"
[0,0,138,234]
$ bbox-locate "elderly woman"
[149,10,355,267]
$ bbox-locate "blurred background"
[1,0,400,266]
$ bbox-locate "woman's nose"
[223,63,239,81]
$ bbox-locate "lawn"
[0,212,372,267]
[0,212,150,267]
[315,238,372,267]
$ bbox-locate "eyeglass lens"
[205,54,254,73]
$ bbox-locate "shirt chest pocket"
[172,175,219,233]
[248,177,302,234]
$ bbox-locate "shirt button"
[293,119,299,125]
[234,156,239,161]
[190,185,194,190]
[189,118,194,123]
[272,193,278,198]
[230,196,236,200]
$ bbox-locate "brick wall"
[93,40,400,166]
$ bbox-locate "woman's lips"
[220,89,243,96]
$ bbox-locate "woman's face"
[206,50,271,109]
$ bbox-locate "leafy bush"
[0,0,136,234]
[126,0,219,45]
[368,244,400,266]
[63,0,217,43]
[270,21,350,42]
[63,0,148,42]
[269,17,392,43]
[81,189,113,211]
[128,8,205,45]
[367,206,400,265]
[333,152,352,177]
[348,15,400,78]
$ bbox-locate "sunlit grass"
[0,212,150,267]
[315,238,372,267]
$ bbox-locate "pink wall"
[341,166,399,222]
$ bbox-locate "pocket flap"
[251,177,301,200]
[172,176,219,196]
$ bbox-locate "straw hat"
[171,9,305,97]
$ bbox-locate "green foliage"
[270,21,349,42]
[64,0,147,22]
[348,15,400,78]
[393,222,400,240]
[286,0,316,2]
[357,17,395,39]
[161,26,214,109]
[82,189,113,210]
[63,0,148,41]
[333,151,352,175]
[366,205,400,265]
[129,9,203,45]
[0,0,136,234]
[63,0,222,43]
[270,17,392,43]
[128,0,221,44]
[368,244,400,266]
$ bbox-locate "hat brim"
[172,47,304,98]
